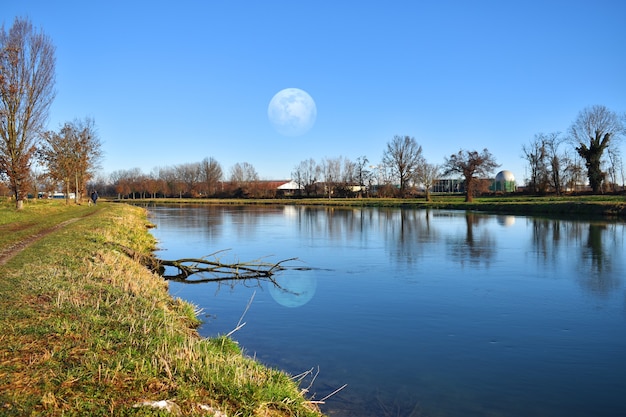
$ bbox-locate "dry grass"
[0,201,324,416]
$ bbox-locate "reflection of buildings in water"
[496,215,516,227]
[283,205,298,218]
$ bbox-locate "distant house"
[277,180,303,196]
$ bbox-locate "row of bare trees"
[289,137,500,202]
[110,108,622,203]
[522,105,626,195]
[101,159,287,199]
[98,106,624,202]
[1,17,103,208]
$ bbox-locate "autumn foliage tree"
[39,118,102,203]
[0,17,56,209]
[443,149,499,202]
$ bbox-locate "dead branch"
[157,255,299,282]
[106,242,307,284]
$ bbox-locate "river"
[147,204,626,417]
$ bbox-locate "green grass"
[0,199,99,249]
[0,200,324,416]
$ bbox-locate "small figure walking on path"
[90,190,98,205]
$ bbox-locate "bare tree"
[0,17,56,209]
[292,158,319,197]
[522,135,549,194]
[230,162,258,186]
[569,105,625,193]
[543,132,568,195]
[356,155,372,186]
[175,162,202,197]
[606,147,623,192]
[321,157,342,199]
[563,154,585,193]
[414,162,440,202]
[382,135,423,197]
[443,149,499,202]
[199,156,222,196]
[523,132,574,195]
[354,155,370,196]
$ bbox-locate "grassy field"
[0,199,325,417]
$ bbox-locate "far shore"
[110,194,626,218]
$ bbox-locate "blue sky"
[4,0,625,183]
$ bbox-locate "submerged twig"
[226,291,255,337]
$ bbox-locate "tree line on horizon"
[2,17,626,209]
[90,104,625,203]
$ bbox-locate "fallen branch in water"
[157,250,299,283]
[107,243,305,283]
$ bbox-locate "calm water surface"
[147,205,626,417]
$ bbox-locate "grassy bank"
[116,194,626,218]
[0,199,324,417]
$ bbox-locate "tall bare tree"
[199,156,222,196]
[523,132,570,195]
[230,162,258,186]
[543,132,568,195]
[0,17,56,209]
[382,135,423,197]
[522,135,549,194]
[569,105,625,193]
[443,149,499,202]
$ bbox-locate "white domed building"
[494,170,516,192]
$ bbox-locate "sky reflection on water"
[148,205,626,417]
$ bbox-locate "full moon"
[267,88,317,137]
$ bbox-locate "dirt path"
[0,209,101,266]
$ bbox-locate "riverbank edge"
[114,196,626,218]
[0,201,325,417]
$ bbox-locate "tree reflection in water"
[446,212,495,267]
[530,217,623,296]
